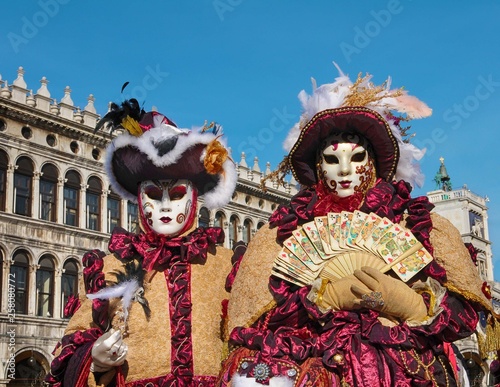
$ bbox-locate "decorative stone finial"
[265,162,271,176]
[26,90,36,107]
[239,152,248,168]
[84,94,96,113]
[1,81,11,99]
[252,157,260,172]
[61,86,74,105]
[13,66,27,88]
[36,77,51,98]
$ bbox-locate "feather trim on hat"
[105,123,237,209]
[284,63,431,188]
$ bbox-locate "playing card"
[347,210,368,247]
[302,221,332,259]
[327,213,342,251]
[292,228,325,264]
[314,216,334,254]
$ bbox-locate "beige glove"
[351,266,428,323]
[318,274,371,311]
[91,329,128,373]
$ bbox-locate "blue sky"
[2,1,500,277]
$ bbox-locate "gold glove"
[319,274,371,311]
[351,266,428,323]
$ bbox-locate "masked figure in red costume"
[46,100,237,386]
[217,66,494,387]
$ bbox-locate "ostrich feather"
[391,93,432,119]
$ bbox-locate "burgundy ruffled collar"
[108,226,224,272]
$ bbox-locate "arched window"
[40,164,58,222]
[229,215,239,249]
[214,211,225,228]
[14,156,34,216]
[127,201,139,233]
[86,177,102,231]
[199,207,210,228]
[242,219,252,244]
[107,188,121,233]
[36,255,55,317]
[64,170,80,227]
[61,259,79,318]
[0,150,7,211]
[10,250,30,314]
[257,221,266,230]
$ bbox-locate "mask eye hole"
[323,154,339,164]
[169,186,187,201]
[351,151,366,163]
[144,186,162,200]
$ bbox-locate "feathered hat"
[281,63,431,189]
[97,99,237,209]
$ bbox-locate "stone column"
[28,263,39,316]
[5,164,16,213]
[54,267,63,319]
[101,189,109,233]
[32,171,41,219]
[57,177,66,224]
[79,183,88,229]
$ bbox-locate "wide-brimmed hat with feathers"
[276,63,431,189]
[97,99,237,209]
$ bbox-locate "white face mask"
[318,133,376,198]
[139,179,195,236]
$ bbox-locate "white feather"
[87,279,139,322]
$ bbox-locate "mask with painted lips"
[138,179,197,237]
[318,132,376,198]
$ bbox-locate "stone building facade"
[0,67,296,386]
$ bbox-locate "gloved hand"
[351,266,428,323]
[318,274,371,311]
[91,329,128,372]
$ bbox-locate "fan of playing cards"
[272,210,433,287]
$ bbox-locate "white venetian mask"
[318,133,376,198]
[139,179,196,237]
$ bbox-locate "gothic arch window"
[199,207,210,228]
[229,215,239,249]
[40,163,58,222]
[61,259,79,318]
[257,221,266,230]
[10,250,30,314]
[36,255,55,317]
[64,170,81,227]
[0,149,7,211]
[14,156,34,217]
[127,201,139,233]
[242,218,253,244]
[86,176,102,231]
[107,187,121,233]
